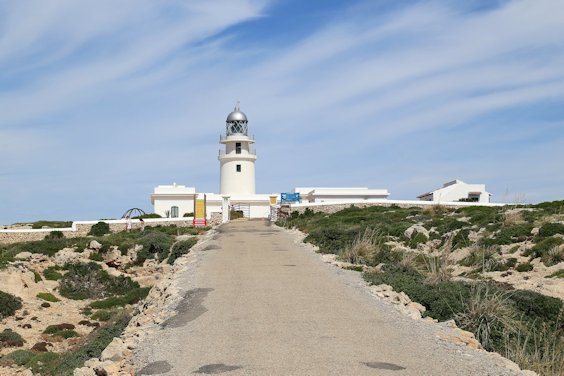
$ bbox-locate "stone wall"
[284,200,503,216]
[0,219,197,245]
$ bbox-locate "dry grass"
[455,285,520,351]
[503,211,525,226]
[504,318,564,376]
[541,246,564,267]
[339,228,380,264]
[422,237,453,284]
[460,245,498,272]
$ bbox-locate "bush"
[509,290,563,323]
[59,262,139,300]
[482,224,533,246]
[408,232,428,248]
[525,237,564,259]
[1,349,34,366]
[37,292,60,302]
[89,252,103,262]
[515,263,533,272]
[0,291,22,319]
[45,230,64,240]
[304,227,360,253]
[138,213,162,219]
[90,310,112,322]
[452,229,470,250]
[88,221,110,236]
[43,266,63,281]
[538,223,564,238]
[44,329,79,339]
[546,269,564,279]
[33,270,42,283]
[136,231,174,263]
[168,238,197,264]
[31,221,72,229]
[0,329,24,347]
[0,238,90,257]
[541,246,564,267]
[89,287,150,309]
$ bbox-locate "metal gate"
[231,203,250,218]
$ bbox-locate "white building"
[417,179,491,203]
[151,104,394,221]
[294,187,390,203]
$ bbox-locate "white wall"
[219,158,256,194]
[154,198,194,218]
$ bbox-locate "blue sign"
[281,192,301,203]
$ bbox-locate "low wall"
[0,217,196,245]
[285,199,505,216]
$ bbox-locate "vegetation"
[0,291,22,319]
[168,238,198,264]
[88,221,110,236]
[29,221,72,229]
[89,287,150,309]
[45,230,64,240]
[37,292,60,302]
[0,329,24,347]
[43,266,63,281]
[279,203,564,375]
[59,262,139,300]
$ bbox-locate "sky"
[1,0,563,223]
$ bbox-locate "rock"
[73,367,96,376]
[404,224,429,239]
[531,227,540,236]
[14,252,33,260]
[406,302,426,313]
[22,323,32,329]
[398,291,411,305]
[100,337,127,362]
[89,240,102,250]
[54,248,83,266]
[41,302,51,308]
[444,319,457,328]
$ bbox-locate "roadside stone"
[404,224,429,239]
[100,337,127,362]
[73,368,96,376]
[406,302,426,313]
[54,248,83,266]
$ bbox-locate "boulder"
[100,337,127,362]
[404,224,429,239]
[73,367,96,376]
[14,252,33,261]
[89,240,102,251]
[54,248,83,266]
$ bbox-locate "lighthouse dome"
[226,103,247,122]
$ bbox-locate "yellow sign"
[195,199,206,219]
[270,196,277,205]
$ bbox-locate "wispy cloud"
[1,0,563,223]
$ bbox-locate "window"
[171,206,179,218]
[235,142,241,154]
[236,164,241,172]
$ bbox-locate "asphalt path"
[133,220,517,376]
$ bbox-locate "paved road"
[134,221,516,376]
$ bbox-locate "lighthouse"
[219,103,257,195]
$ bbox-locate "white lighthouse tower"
[219,103,256,195]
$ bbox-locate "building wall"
[219,158,256,194]
[0,218,196,245]
[433,183,489,203]
[153,198,194,218]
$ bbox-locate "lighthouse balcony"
[220,134,255,144]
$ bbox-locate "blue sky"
[1,0,563,223]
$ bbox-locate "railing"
[220,134,255,142]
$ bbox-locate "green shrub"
[182,212,194,217]
[452,229,470,250]
[363,268,471,321]
[89,252,103,262]
[168,238,197,264]
[304,227,360,253]
[45,230,64,240]
[1,349,34,365]
[0,291,22,319]
[37,292,60,302]
[138,213,162,219]
[88,221,110,236]
[524,237,564,259]
[31,221,72,229]
[46,329,79,339]
[33,270,42,283]
[546,269,564,279]
[509,290,563,323]
[89,287,150,309]
[90,310,112,321]
[136,231,173,263]
[515,263,533,272]
[230,210,244,219]
[59,262,139,300]
[482,224,533,246]
[0,329,24,347]
[43,266,63,281]
[455,206,502,227]
[538,222,564,238]
[0,237,90,257]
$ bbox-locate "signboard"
[280,192,300,203]
[193,194,207,226]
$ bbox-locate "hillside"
[0,224,205,375]
[279,201,564,376]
